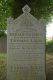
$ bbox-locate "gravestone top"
[22,5,31,13]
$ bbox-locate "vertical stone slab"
[7,5,46,80]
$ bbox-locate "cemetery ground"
[0,53,53,80]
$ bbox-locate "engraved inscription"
[7,5,46,80]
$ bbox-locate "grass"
[46,53,53,80]
[0,53,6,80]
[0,53,6,60]
[0,53,53,80]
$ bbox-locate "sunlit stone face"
[7,5,46,80]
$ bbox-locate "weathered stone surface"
[7,5,46,80]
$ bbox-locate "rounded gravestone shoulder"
[7,17,13,24]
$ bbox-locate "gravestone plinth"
[7,5,46,80]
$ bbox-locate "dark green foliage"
[11,0,53,22]
[0,0,11,30]
[0,31,6,37]
[46,40,53,53]
[0,0,53,31]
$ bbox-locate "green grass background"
[0,53,6,80]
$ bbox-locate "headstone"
[7,5,46,80]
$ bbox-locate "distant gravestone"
[7,5,46,80]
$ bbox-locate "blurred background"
[0,0,53,80]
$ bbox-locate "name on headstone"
[7,5,46,80]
